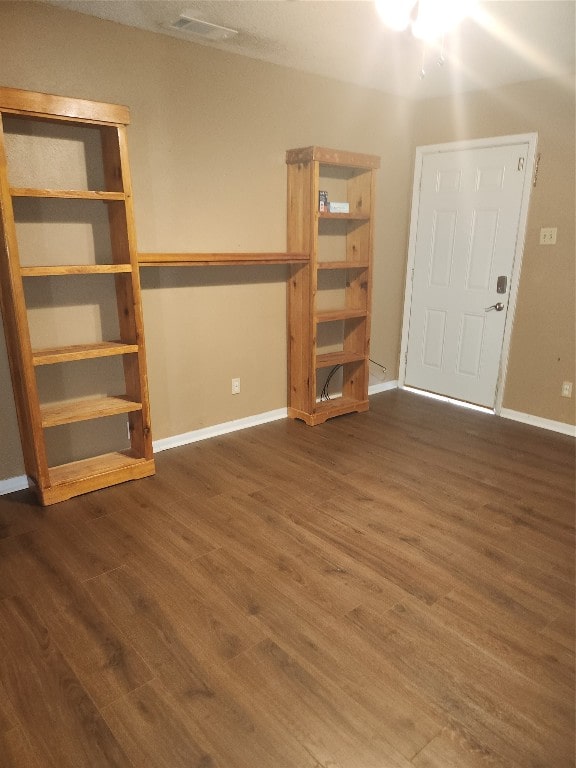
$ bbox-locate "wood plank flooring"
[0,389,574,768]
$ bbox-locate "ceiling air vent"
[168,15,238,41]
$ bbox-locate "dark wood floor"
[0,390,574,768]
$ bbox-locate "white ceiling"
[44,1,575,98]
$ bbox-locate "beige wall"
[0,1,413,479]
[0,2,573,482]
[412,78,576,424]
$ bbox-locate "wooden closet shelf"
[316,350,366,368]
[138,252,309,267]
[0,86,131,125]
[21,264,132,276]
[316,309,367,323]
[45,451,155,505]
[286,146,380,169]
[10,187,126,200]
[317,261,369,270]
[314,396,369,417]
[317,212,370,221]
[41,395,142,428]
[288,396,369,426]
[33,341,139,366]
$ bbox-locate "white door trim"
[399,133,538,414]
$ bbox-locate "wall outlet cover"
[561,381,573,398]
[539,227,557,245]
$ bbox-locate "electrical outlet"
[539,227,557,245]
[561,381,573,398]
[231,377,241,395]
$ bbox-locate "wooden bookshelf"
[0,86,155,504]
[286,146,379,426]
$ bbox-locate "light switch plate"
[539,227,557,245]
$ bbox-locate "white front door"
[404,143,529,408]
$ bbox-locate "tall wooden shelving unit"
[286,146,380,425]
[0,87,154,505]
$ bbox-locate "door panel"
[430,210,456,286]
[466,210,498,290]
[457,314,485,376]
[405,144,528,407]
[422,309,446,368]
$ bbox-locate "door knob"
[485,302,505,312]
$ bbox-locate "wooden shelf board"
[317,261,369,270]
[10,187,125,201]
[315,396,369,414]
[286,146,380,169]
[33,341,139,366]
[21,264,132,276]
[315,309,367,323]
[288,398,369,425]
[316,351,366,368]
[138,252,309,267]
[0,86,130,125]
[42,452,155,505]
[41,395,142,428]
[313,397,369,423]
[317,212,369,221]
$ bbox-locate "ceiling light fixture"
[375,0,474,41]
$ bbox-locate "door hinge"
[517,156,525,171]
[533,153,540,186]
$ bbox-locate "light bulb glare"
[375,0,417,32]
[412,0,474,41]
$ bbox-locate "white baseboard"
[2,391,571,496]
[1,389,406,495]
[0,474,29,496]
[155,385,399,453]
[0,411,290,495]
[369,380,398,395]
[152,407,288,453]
[500,408,576,437]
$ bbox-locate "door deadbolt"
[497,275,508,294]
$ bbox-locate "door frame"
[399,133,538,413]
